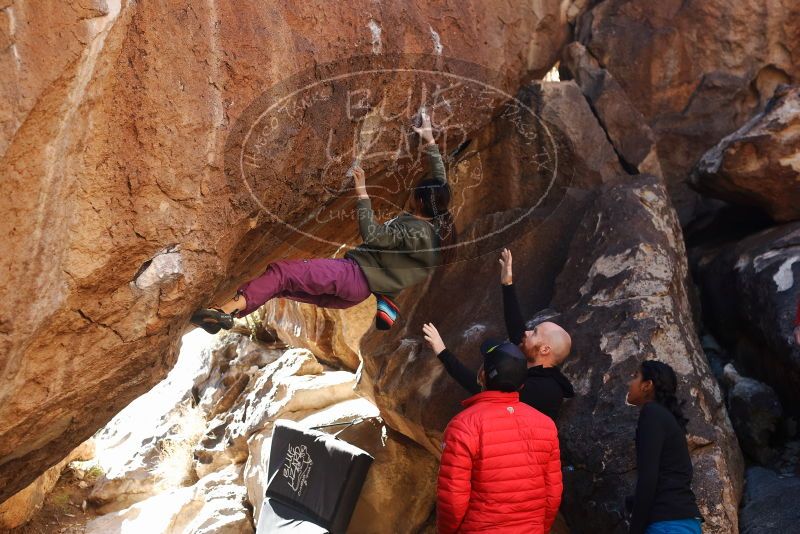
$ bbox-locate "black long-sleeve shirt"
[502,283,526,345]
[436,283,575,421]
[438,348,481,396]
[629,402,702,534]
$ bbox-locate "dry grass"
[84,465,104,481]
[153,403,208,489]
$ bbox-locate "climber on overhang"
[191,110,455,334]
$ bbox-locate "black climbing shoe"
[190,308,235,334]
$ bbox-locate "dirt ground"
[5,466,101,534]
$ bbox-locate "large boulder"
[547,176,743,533]
[356,79,623,454]
[721,364,783,465]
[691,222,800,409]
[561,42,662,178]
[0,0,575,500]
[354,85,743,532]
[740,467,800,534]
[690,85,800,222]
[573,0,800,221]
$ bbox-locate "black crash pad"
[256,419,374,533]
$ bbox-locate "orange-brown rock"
[0,440,94,529]
[573,0,800,221]
[261,297,373,371]
[0,0,575,500]
[690,85,800,222]
[561,42,662,178]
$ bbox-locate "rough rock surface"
[561,42,662,178]
[691,222,800,409]
[85,465,253,534]
[0,0,574,499]
[353,93,743,532]
[690,85,800,222]
[722,364,783,465]
[87,330,224,512]
[262,297,374,371]
[573,0,800,221]
[75,328,438,533]
[357,79,623,455]
[740,467,800,534]
[547,176,743,533]
[0,440,94,530]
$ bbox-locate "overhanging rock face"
[0,3,750,531]
[0,0,573,501]
[355,87,743,532]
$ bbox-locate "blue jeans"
[645,518,702,534]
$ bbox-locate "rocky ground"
[5,324,440,534]
[8,465,100,534]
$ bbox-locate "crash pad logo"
[225,53,563,264]
[282,443,313,497]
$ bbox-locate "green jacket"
[345,142,447,299]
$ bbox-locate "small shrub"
[51,491,72,511]
[85,465,104,480]
[153,403,207,489]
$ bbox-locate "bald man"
[426,248,575,421]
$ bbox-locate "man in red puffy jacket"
[436,339,562,533]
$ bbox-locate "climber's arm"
[499,249,525,345]
[423,322,480,395]
[413,110,447,185]
[423,142,447,185]
[352,166,420,249]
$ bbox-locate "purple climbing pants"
[236,258,372,316]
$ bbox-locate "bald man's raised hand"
[499,248,513,286]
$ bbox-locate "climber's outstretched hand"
[422,322,446,355]
[499,248,513,286]
[412,109,435,144]
[352,166,368,199]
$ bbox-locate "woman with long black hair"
[625,360,703,534]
